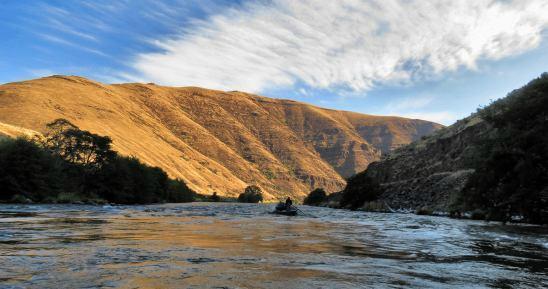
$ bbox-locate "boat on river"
[272,203,298,216]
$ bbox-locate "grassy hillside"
[0,75,441,199]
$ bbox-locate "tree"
[42,118,115,171]
[340,171,382,209]
[209,192,221,202]
[167,179,195,202]
[0,118,197,205]
[303,188,327,206]
[460,73,548,223]
[238,185,264,203]
[0,138,64,201]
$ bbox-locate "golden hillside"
[0,76,442,199]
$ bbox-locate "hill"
[340,73,548,223]
[0,75,441,199]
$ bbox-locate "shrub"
[0,137,64,201]
[415,206,433,215]
[470,209,486,220]
[55,192,84,204]
[9,194,33,204]
[303,188,327,206]
[167,179,196,203]
[0,119,196,204]
[238,185,263,203]
[340,171,382,210]
[95,156,195,204]
[209,192,221,202]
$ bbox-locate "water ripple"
[0,203,546,289]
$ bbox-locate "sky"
[1,0,547,125]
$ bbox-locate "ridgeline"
[0,75,441,199]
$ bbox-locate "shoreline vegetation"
[0,120,272,205]
[0,119,196,205]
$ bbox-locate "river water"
[0,203,547,289]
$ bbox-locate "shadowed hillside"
[0,75,441,199]
[340,73,548,223]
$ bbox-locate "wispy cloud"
[78,0,129,14]
[395,111,457,125]
[27,68,55,78]
[38,33,109,57]
[130,0,548,93]
[40,3,70,16]
[383,95,457,124]
[387,96,434,112]
[46,18,98,42]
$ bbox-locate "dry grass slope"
[0,76,442,199]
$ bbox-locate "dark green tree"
[303,188,327,206]
[42,118,115,171]
[167,178,196,202]
[460,73,548,223]
[238,185,264,203]
[340,171,382,209]
[0,118,196,204]
[209,192,221,202]
[0,138,64,201]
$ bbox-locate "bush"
[55,192,85,204]
[238,185,264,203]
[340,171,382,210]
[167,179,196,203]
[0,137,65,201]
[9,194,33,204]
[0,119,196,204]
[415,206,433,215]
[470,209,486,220]
[94,156,164,203]
[93,155,195,204]
[303,188,327,206]
[209,192,221,202]
[360,201,388,212]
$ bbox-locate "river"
[0,203,547,288]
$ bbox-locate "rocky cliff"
[364,116,489,211]
[346,73,548,218]
[0,75,441,199]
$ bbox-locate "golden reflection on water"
[0,212,346,288]
[99,216,340,289]
[1,204,547,289]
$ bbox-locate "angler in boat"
[273,197,297,216]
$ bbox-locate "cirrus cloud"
[131,0,548,93]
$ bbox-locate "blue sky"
[1,0,547,125]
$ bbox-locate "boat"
[272,208,298,216]
[272,203,298,216]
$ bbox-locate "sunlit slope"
[0,76,441,198]
[0,121,41,139]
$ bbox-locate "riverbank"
[2,191,539,225]
[308,192,545,225]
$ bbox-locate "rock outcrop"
[363,116,490,211]
[340,73,548,225]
